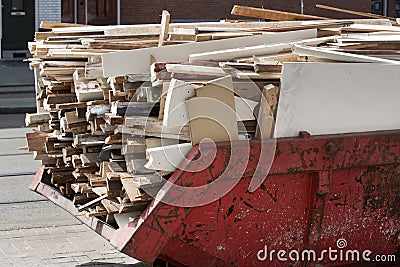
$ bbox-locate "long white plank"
[101,29,317,77]
[292,45,400,64]
[275,63,400,138]
[189,36,333,62]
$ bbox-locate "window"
[11,0,24,11]
[395,0,400,17]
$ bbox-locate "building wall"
[37,0,62,27]
[62,0,396,26]
[119,0,372,25]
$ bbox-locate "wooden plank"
[92,187,108,196]
[158,82,170,120]
[56,102,87,110]
[102,29,318,77]
[101,199,120,213]
[341,24,400,33]
[120,177,142,202]
[163,79,196,127]
[159,10,171,47]
[77,194,108,212]
[336,35,400,43]
[123,116,191,141]
[231,5,328,21]
[256,85,276,139]
[275,63,400,138]
[25,113,51,126]
[189,36,331,62]
[102,20,390,36]
[26,132,50,152]
[40,21,86,29]
[316,4,395,20]
[292,44,400,64]
[166,64,227,76]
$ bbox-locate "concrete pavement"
[0,60,36,113]
[0,60,34,86]
[0,127,144,266]
[0,114,26,129]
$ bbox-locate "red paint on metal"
[29,165,44,191]
[111,130,400,266]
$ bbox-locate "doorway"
[1,0,35,58]
[371,0,388,16]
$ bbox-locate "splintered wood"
[25,6,400,229]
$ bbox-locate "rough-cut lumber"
[40,21,86,29]
[102,29,317,76]
[231,5,328,21]
[25,113,51,126]
[119,177,143,202]
[159,10,170,47]
[275,63,400,138]
[256,85,276,139]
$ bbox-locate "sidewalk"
[0,60,36,114]
[0,127,144,267]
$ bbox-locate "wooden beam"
[256,85,276,139]
[231,5,328,21]
[159,10,171,47]
[40,21,86,29]
[25,113,51,126]
[316,4,396,20]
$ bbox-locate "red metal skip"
[110,130,400,266]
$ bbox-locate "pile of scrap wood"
[24,5,400,228]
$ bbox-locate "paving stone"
[0,225,142,265]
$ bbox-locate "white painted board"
[275,63,400,138]
[102,29,317,77]
[145,143,192,172]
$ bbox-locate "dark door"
[2,0,35,52]
[62,0,75,23]
[87,0,117,25]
